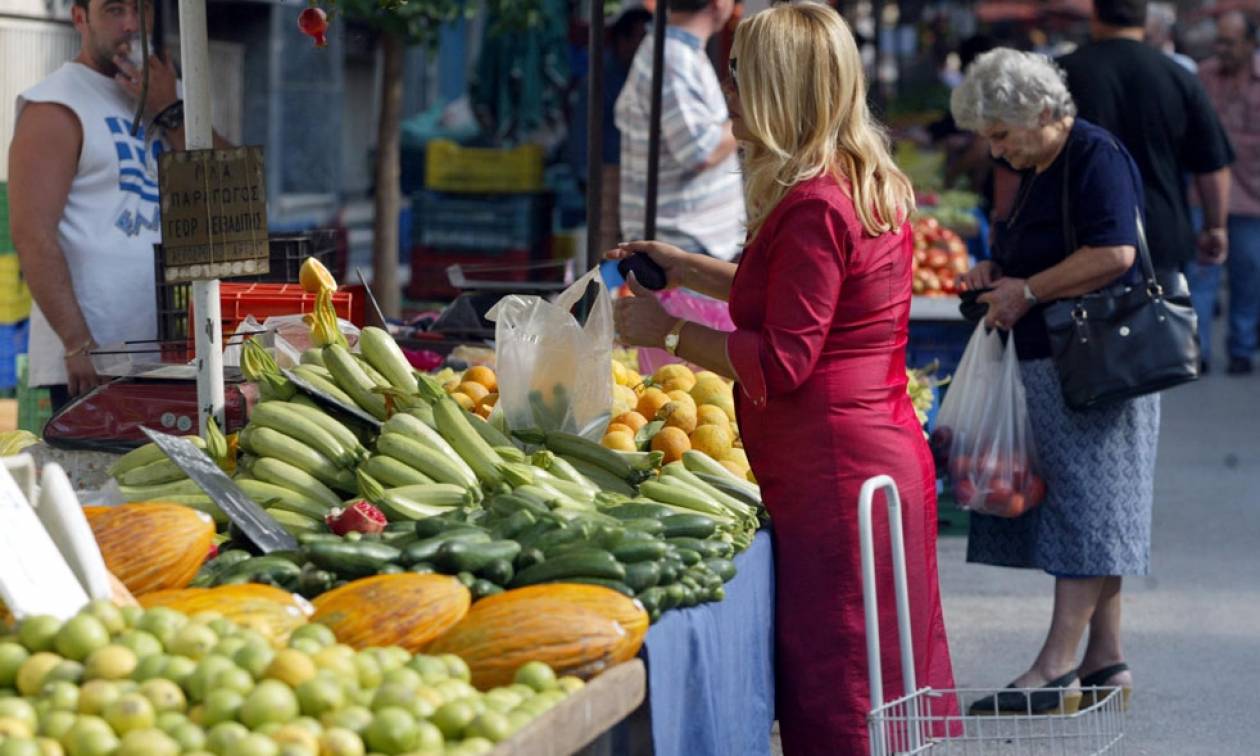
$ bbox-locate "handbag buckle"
[1071,306,1088,323]
[1146,282,1165,299]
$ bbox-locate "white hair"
[950,48,1077,132]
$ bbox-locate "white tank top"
[17,62,162,387]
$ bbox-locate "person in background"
[569,7,652,254]
[1058,0,1233,284]
[8,0,229,412]
[1197,10,1260,375]
[952,48,1157,717]
[615,0,744,261]
[1146,1,1197,73]
[611,4,957,751]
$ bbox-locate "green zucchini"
[673,547,702,566]
[413,515,472,538]
[660,513,718,539]
[605,502,676,520]
[217,556,302,586]
[509,550,625,587]
[619,517,666,536]
[623,561,662,592]
[637,586,666,615]
[610,539,669,564]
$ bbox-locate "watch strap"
[664,319,687,356]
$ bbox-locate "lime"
[16,653,63,697]
[457,736,495,754]
[466,711,511,743]
[291,717,322,737]
[435,679,476,703]
[233,644,276,681]
[134,610,187,650]
[114,728,179,756]
[204,721,249,755]
[129,653,168,683]
[138,679,186,715]
[363,707,417,754]
[84,645,137,681]
[286,638,322,657]
[169,721,206,751]
[38,709,77,740]
[269,723,319,753]
[33,737,64,756]
[378,647,411,673]
[350,655,381,690]
[17,617,63,654]
[168,624,218,661]
[0,715,33,739]
[310,647,356,681]
[200,689,243,727]
[53,616,109,662]
[264,650,316,688]
[233,733,278,756]
[211,666,254,696]
[240,680,299,729]
[370,683,415,713]
[505,709,532,734]
[437,654,470,683]
[0,698,37,733]
[505,683,535,701]
[210,637,247,660]
[379,667,421,692]
[317,727,365,756]
[205,618,235,639]
[287,625,334,650]
[81,601,125,636]
[405,655,447,685]
[40,680,79,711]
[103,692,156,735]
[406,693,436,720]
[113,631,162,660]
[64,715,119,756]
[77,680,121,716]
[0,642,31,687]
[319,705,372,735]
[556,675,585,694]
[513,661,556,693]
[295,677,343,718]
[185,655,235,702]
[154,711,186,734]
[481,689,518,715]
[119,606,144,629]
[44,661,82,687]
[0,739,41,756]
[429,699,475,740]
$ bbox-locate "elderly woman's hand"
[614,275,680,348]
[977,277,1033,331]
[961,260,1001,291]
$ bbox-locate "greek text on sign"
[159,147,269,282]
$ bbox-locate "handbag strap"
[1060,136,1159,287]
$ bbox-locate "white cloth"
[16,62,162,387]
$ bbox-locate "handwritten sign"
[158,147,269,282]
[141,427,297,553]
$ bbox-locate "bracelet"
[64,339,95,359]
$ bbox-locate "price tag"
[141,427,297,553]
[284,369,383,429]
[0,465,89,620]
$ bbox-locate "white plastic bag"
[929,323,1045,517]
[485,268,614,439]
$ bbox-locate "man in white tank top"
[8,0,228,409]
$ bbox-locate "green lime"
[204,721,249,754]
[457,736,495,755]
[239,680,298,730]
[168,624,218,661]
[295,677,344,718]
[103,692,156,735]
[37,708,76,740]
[211,666,254,696]
[290,716,321,737]
[154,711,186,733]
[16,653,63,697]
[200,689,243,727]
[268,723,320,753]
[363,706,417,754]
[206,619,236,639]
[157,656,196,689]
[429,699,476,740]
[84,645,137,681]
[319,705,372,735]
[310,647,356,682]
[77,680,122,715]
[350,655,381,690]
[379,667,421,692]
[129,653,168,683]
[44,660,83,687]
[264,649,316,688]
[134,609,187,650]
[119,606,144,629]
[437,654,470,683]
[40,679,80,711]
[82,601,126,636]
[505,709,532,734]
[185,656,235,703]
[0,736,41,756]
[435,679,476,703]
[210,637,247,660]
[466,710,512,743]
[287,625,335,650]
[286,638,322,657]
[233,644,275,681]
[53,616,110,662]
[17,617,62,654]
[406,693,437,720]
[115,728,179,756]
[64,715,119,756]
[556,675,585,694]
[34,737,64,756]
[233,733,278,756]
[114,631,163,660]
[169,721,206,751]
[370,683,415,713]
[0,698,37,733]
[405,655,447,685]
[138,679,186,714]
[513,661,556,693]
[0,642,31,687]
[317,727,365,756]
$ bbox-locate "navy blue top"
[993,119,1144,360]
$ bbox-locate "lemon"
[103,692,156,735]
[405,655,447,685]
[211,666,255,696]
[233,642,276,680]
[557,675,585,694]
[199,690,243,727]
[115,729,179,756]
[77,680,122,716]
[82,601,125,636]
[429,700,475,740]
[114,631,162,660]
[0,736,41,756]
[320,706,372,735]
[653,364,696,392]
[437,654,470,683]
[696,404,730,429]
[16,653,62,697]
[204,721,250,755]
[295,677,344,718]
[318,728,365,756]
[0,642,31,688]
[265,649,316,688]
[0,698,37,734]
[658,401,697,434]
[689,424,732,461]
[287,624,335,650]
[84,645,137,681]
[168,624,217,661]
[169,721,206,752]
[41,680,80,712]
[17,617,63,654]
[269,724,319,754]
[39,709,77,740]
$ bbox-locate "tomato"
[954,479,977,505]
[1024,475,1047,507]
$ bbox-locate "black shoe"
[1079,662,1132,711]
[1200,359,1210,375]
[1227,357,1253,375]
[968,670,1081,716]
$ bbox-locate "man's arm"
[8,102,104,396]
[698,121,737,170]
[1194,167,1231,263]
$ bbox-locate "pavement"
[938,359,1260,754]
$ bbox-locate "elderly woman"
[952,48,1156,713]
[610,3,957,752]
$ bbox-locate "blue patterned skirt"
[966,358,1160,576]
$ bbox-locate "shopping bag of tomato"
[929,322,1045,517]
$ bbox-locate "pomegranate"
[325,500,388,536]
[298,6,329,48]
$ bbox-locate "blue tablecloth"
[628,529,777,755]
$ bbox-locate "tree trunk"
[372,31,405,320]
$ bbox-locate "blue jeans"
[1186,214,1260,363]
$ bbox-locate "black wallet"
[958,287,992,323]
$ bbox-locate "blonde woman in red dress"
[609,2,957,752]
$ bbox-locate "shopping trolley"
[859,475,1127,755]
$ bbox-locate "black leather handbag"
[1042,154,1200,411]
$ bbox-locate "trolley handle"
[858,474,918,715]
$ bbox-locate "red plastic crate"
[406,246,532,301]
[184,283,358,359]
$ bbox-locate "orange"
[650,426,691,463]
[450,393,475,411]
[480,392,498,409]
[457,382,490,404]
[666,390,697,413]
[601,431,637,452]
[613,411,648,433]
[463,366,498,392]
[658,402,697,434]
[298,257,337,293]
[606,423,635,437]
[475,403,493,419]
[635,388,671,420]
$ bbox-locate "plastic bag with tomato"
[929,322,1045,517]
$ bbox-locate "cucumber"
[479,558,515,586]
[414,515,473,538]
[217,556,302,586]
[456,571,477,589]
[489,493,551,519]
[410,562,436,574]
[298,532,343,546]
[307,541,402,578]
[266,509,324,537]
[623,561,662,592]
[297,568,335,598]
[487,509,536,541]
[660,513,718,539]
[674,548,702,566]
[605,502,676,520]
[509,550,626,587]
[610,539,669,564]
[665,537,721,559]
[513,519,562,550]
[437,540,522,574]
[471,579,504,600]
[514,547,545,571]
[401,529,491,565]
[567,577,636,597]
[619,517,666,536]
[534,528,591,556]
[376,564,404,575]
[637,586,666,615]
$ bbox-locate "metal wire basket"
[858,476,1127,756]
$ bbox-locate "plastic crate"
[411,191,552,252]
[0,319,29,391]
[174,283,357,360]
[424,139,544,194]
[155,230,341,348]
[406,246,532,302]
[0,254,31,324]
[906,321,974,378]
[16,354,51,435]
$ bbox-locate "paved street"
[939,362,1260,754]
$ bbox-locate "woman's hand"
[961,260,1001,291]
[605,241,692,290]
[977,277,1032,331]
[614,275,680,348]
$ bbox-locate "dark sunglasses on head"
[728,58,738,87]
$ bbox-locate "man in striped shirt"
[615,0,745,261]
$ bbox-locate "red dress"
[727,176,958,754]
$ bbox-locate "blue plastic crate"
[906,320,973,378]
[411,191,552,252]
[0,319,30,390]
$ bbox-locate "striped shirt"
[615,27,745,260]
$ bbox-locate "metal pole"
[644,0,668,239]
[585,0,605,272]
[178,0,224,434]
